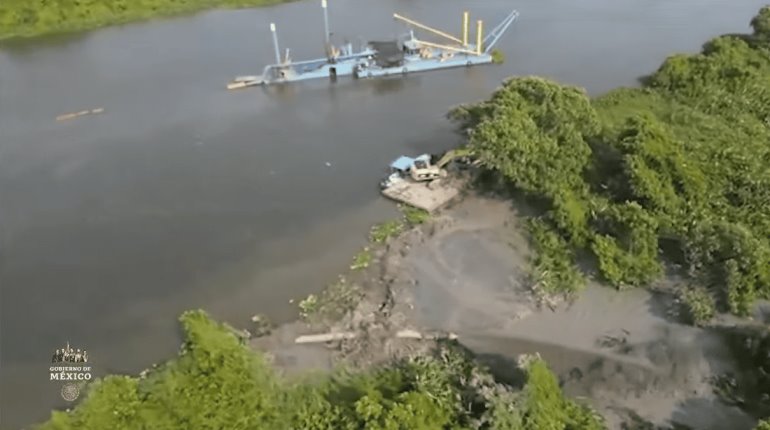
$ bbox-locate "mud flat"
[251,194,761,429]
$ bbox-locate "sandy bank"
[251,193,762,429]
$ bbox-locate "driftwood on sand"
[294,332,357,344]
[294,330,458,344]
[56,108,104,122]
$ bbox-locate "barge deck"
[228,1,518,88]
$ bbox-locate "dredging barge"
[228,0,519,89]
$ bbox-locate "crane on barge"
[353,9,519,79]
[227,0,376,89]
[227,1,519,89]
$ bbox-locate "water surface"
[0,0,766,427]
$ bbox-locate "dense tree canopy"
[39,311,603,429]
[0,0,286,40]
[452,7,770,314]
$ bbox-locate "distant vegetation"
[0,0,289,40]
[451,6,770,316]
[38,310,603,429]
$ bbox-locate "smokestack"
[270,23,281,64]
[476,20,483,55]
[462,11,469,46]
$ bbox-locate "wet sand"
[401,197,757,429]
[256,195,762,429]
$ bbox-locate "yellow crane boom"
[462,11,469,46]
[412,38,480,56]
[393,13,463,44]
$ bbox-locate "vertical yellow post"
[462,12,469,46]
[476,20,483,55]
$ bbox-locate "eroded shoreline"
[251,193,766,429]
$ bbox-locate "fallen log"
[396,329,458,340]
[56,107,104,122]
[294,332,356,344]
[294,330,458,344]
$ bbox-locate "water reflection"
[369,76,409,94]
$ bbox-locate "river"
[0,0,766,428]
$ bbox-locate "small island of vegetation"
[0,0,290,40]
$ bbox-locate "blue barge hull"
[356,52,493,79]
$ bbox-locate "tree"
[449,7,770,309]
[38,312,606,429]
[751,6,770,39]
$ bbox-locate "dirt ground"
[251,194,761,430]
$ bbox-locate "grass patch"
[400,205,430,225]
[490,49,505,64]
[370,220,404,243]
[350,247,372,271]
[298,277,362,325]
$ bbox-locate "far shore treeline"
[29,5,770,430]
[0,0,292,40]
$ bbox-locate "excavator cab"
[410,157,445,181]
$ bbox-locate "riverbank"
[252,8,770,427]
[0,0,293,41]
[253,192,767,429]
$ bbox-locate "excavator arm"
[436,148,474,168]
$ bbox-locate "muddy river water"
[0,0,767,427]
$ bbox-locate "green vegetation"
[369,205,430,245]
[757,419,770,430]
[353,207,427,270]
[350,247,373,271]
[0,0,290,40]
[370,220,404,243]
[490,49,505,64]
[527,218,585,296]
[298,277,362,325]
[451,6,770,314]
[675,285,716,326]
[401,205,431,226]
[39,310,604,429]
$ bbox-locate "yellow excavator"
[409,148,474,182]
